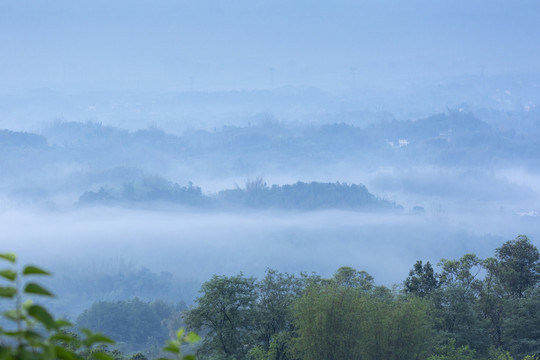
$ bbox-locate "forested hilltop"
[78,178,399,211]
[2,235,539,360]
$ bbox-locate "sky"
[1,0,539,92]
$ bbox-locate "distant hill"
[0,129,47,148]
[78,177,399,212]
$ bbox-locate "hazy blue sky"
[1,0,539,92]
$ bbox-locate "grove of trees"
[182,235,539,360]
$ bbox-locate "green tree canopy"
[185,273,257,360]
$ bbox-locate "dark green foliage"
[331,266,374,291]
[490,235,540,298]
[184,238,540,360]
[185,270,308,360]
[404,260,438,297]
[430,282,489,353]
[427,338,476,360]
[129,353,148,360]
[253,270,303,352]
[400,237,540,359]
[185,274,257,360]
[502,287,540,359]
[479,256,507,348]
[430,254,488,352]
[479,236,540,352]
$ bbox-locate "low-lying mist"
[4,206,537,289]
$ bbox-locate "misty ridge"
[78,178,398,212]
[1,108,539,213]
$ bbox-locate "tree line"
[2,235,539,360]
[182,235,539,360]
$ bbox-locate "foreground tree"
[293,269,432,360]
[185,274,257,360]
[502,287,540,358]
[490,235,540,299]
[252,270,302,353]
[480,235,540,352]
[293,281,366,360]
[431,254,489,353]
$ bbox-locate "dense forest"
[2,235,539,360]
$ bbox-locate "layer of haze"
[1,0,539,93]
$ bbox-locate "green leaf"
[176,328,185,340]
[51,333,76,342]
[28,304,56,330]
[0,253,16,263]
[82,330,115,347]
[22,329,43,341]
[55,319,73,328]
[3,309,22,322]
[24,282,54,297]
[43,344,57,360]
[163,341,180,354]
[23,265,51,276]
[183,355,196,360]
[0,269,17,282]
[55,346,76,360]
[185,332,201,343]
[91,352,114,360]
[0,286,16,298]
[3,330,24,337]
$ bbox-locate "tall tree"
[185,273,257,360]
[253,269,302,353]
[492,235,540,298]
[293,271,431,360]
[404,260,438,297]
[333,266,374,291]
[502,287,540,358]
[480,235,540,353]
[293,282,366,360]
[430,254,489,353]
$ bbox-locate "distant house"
[386,138,409,148]
[398,139,409,147]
